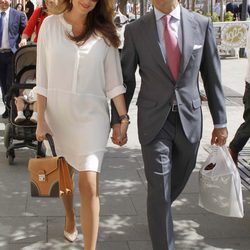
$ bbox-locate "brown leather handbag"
[28,134,73,197]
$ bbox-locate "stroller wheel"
[7,152,15,165]
[4,123,13,148]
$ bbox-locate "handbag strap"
[37,133,57,157]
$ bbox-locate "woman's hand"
[36,120,52,142]
[19,38,27,47]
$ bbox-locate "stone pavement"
[0,58,250,250]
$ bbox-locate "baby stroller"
[4,45,38,165]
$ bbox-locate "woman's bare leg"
[61,167,76,233]
[78,171,99,250]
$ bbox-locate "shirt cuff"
[33,86,47,97]
[106,85,126,99]
[214,123,227,128]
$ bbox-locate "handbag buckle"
[38,174,46,182]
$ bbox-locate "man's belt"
[171,104,178,112]
[0,49,11,53]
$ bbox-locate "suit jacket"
[111,6,227,145]
[7,8,26,53]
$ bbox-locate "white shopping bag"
[199,145,244,218]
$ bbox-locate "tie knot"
[162,15,171,26]
[1,12,6,17]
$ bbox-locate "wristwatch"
[119,114,130,124]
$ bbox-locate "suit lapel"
[8,8,14,33]
[144,11,173,81]
[179,7,196,77]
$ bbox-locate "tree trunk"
[192,0,196,11]
[118,0,128,15]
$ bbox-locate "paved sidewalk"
[0,58,250,250]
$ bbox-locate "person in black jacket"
[226,0,239,20]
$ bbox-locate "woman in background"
[19,0,54,46]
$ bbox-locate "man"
[226,0,239,20]
[229,28,250,166]
[25,0,34,20]
[111,0,228,249]
[238,2,250,20]
[0,0,26,118]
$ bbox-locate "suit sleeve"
[19,12,27,35]
[110,24,138,125]
[200,19,227,126]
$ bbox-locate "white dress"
[34,14,126,172]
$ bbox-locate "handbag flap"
[28,156,61,176]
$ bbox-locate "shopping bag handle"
[37,133,57,157]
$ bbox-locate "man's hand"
[111,123,128,146]
[211,127,228,146]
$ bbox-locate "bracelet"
[119,114,130,122]
[121,119,130,125]
[119,114,130,125]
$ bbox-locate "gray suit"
[112,6,227,250]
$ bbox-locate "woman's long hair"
[49,0,120,48]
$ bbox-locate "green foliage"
[204,12,220,22]
[224,11,234,21]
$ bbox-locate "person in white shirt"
[0,0,26,118]
[35,0,129,248]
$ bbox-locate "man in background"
[0,0,26,118]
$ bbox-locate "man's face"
[152,0,169,11]
[0,0,11,11]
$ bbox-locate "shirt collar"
[1,7,10,15]
[154,4,181,21]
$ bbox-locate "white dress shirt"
[154,5,182,62]
[0,7,10,49]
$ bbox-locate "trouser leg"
[141,112,200,250]
[230,82,250,153]
[0,52,13,104]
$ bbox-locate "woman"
[19,0,54,46]
[35,0,129,249]
[15,3,24,12]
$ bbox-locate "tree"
[118,0,128,15]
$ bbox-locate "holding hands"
[112,114,130,146]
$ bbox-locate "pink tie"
[162,15,181,81]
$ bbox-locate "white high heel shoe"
[64,227,78,242]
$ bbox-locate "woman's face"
[71,0,98,15]
[17,4,22,11]
[45,0,55,9]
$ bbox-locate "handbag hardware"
[28,134,73,197]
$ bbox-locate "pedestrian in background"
[229,28,250,166]
[19,0,53,46]
[226,0,239,20]
[25,0,34,20]
[111,0,228,249]
[0,0,26,118]
[35,0,128,249]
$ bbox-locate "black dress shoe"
[1,110,9,119]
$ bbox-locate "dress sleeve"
[104,45,126,99]
[34,19,48,97]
